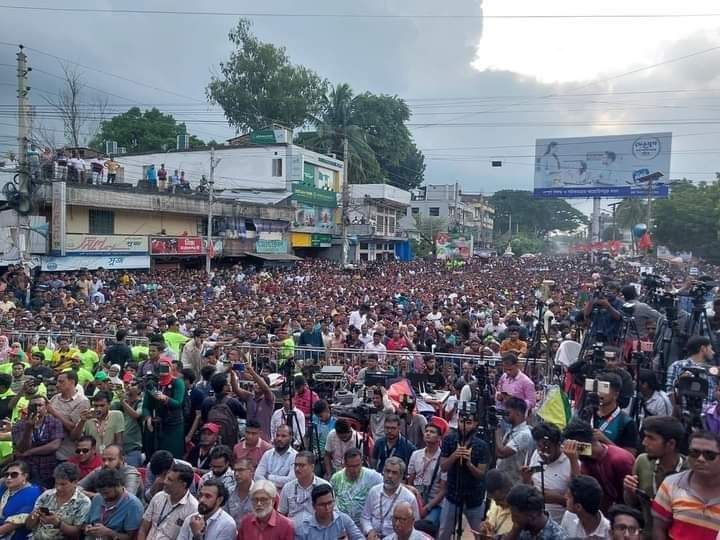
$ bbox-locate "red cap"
[201,422,220,434]
[429,416,449,437]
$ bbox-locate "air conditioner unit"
[177,134,190,151]
[104,141,118,155]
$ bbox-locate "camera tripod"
[525,300,552,384]
[282,360,307,451]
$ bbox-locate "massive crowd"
[0,255,715,539]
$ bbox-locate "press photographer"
[141,357,186,458]
[437,405,490,540]
[585,372,639,456]
[666,336,717,407]
[495,397,534,484]
[620,285,661,340]
[582,281,623,345]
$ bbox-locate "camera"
[593,285,605,300]
[641,272,665,290]
[675,366,710,403]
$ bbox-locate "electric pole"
[206,147,220,275]
[341,136,349,267]
[16,45,30,264]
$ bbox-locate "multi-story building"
[400,183,472,234]
[347,184,411,262]
[460,193,495,248]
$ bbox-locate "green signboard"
[250,129,279,144]
[256,239,288,254]
[311,234,332,247]
[292,183,338,208]
[303,163,316,184]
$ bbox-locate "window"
[360,243,368,250]
[88,209,114,235]
[429,207,440,217]
[272,158,283,177]
[411,207,419,214]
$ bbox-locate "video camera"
[675,366,710,404]
[568,342,607,386]
[641,272,665,291]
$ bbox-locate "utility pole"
[607,201,621,242]
[206,147,220,275]
[16,45,30,264]
[341,136,349,267]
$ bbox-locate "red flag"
[638,232,653,250]
[207,240,216,259]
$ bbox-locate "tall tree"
[614,198,647,238]
[298,84,425,190]
[89,107,204,153]
[490,190,588,238]
[42,64,107,147]
[207,19,328,132]
[653,179,720,261]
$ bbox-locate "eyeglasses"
[612,524,640,535]
[688,449,720,461]
[75,448,91,454]
[4,471,21,479]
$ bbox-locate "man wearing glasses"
[652,430,720,539]
[293,484,363,540]
[278,451,329,519]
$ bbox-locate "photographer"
[399,394,427,449]
[141,357,186,458]
[582,281,623,345]
[620,285,661,340]
[495,397,534,484]
[437,410,489,540]
[666,335,717,406]
[12,395,63,488]
[638,369,673,423]
[369,385,395,441]
[521,422,572,523]
[603,346,634,409]
[586,372,639,456]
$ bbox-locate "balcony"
[37,181,295,222]
[347,223,406,239]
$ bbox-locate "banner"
[256,239,288,254]
[150,236,204,255]
[569,240,623,254]
[435,233,473,260]
[534,132,672,198]
[65,234,148,254]
[292,183,338,208]
[41,255,151,271]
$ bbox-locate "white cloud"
[473,0,720,84]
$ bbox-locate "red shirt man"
[293,377,318,420]
[67,435,102,479]
[237,480,294,540]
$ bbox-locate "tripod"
[687,295,717,351]
[283,361,306,451]
[526,300,552,384]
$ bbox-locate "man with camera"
[437,408,490,540]
[666,335,717,406]
[582,281,623,345]
[399,394,427,450]
[586,372,639,456]
[495,396,534,484]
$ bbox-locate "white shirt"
[364,341,387,361]
[360,484,419,537]
[177,507,236,540]
[349,310,367,331]
[407,446,446,500]
[143,489,198,540]
[254,447,297,490]
[559,511,611,539]
[426,312,443,329]
[270,407,306,447]
[278,475,330,518]
[528,450,572,523]
[325,429,362,471]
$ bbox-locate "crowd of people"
[0,255,714,539]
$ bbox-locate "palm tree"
[300,83,381,183]
[615,198,647,239]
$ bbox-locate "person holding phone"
[27,462,91,540]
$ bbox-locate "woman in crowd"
[141,357,185,458]
[0,461,41,540]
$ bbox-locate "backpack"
[207,398,239,446]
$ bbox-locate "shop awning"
[243,252,303,261]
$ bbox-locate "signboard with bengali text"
[150,236,204,255]
[65,234,148,254]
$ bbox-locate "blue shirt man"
[85,470,143,540]
[372,415,416,474]
[293,483,364,540]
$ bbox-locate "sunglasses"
[75,448,91,454]
[4,471,21,479]
[688,449,719,461]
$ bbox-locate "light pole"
[206,147,221,276]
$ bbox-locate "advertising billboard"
[534,132,672,198]
[436,233,473,260]
[150,236,204,255]
[65,234,148,255]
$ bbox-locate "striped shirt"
[652,470,720,540]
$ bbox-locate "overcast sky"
[1,0,720,215]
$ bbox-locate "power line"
[2,5,720,20]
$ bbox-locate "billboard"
[150,236,204,255]
[534,132,672,198]
[65,234,148,254]
[436,233,473,260]
[41,255,151,271]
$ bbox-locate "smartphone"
[232,362,246,374]
[577,442,593,456]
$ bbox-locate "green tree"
[89,107,204,153]
[298,84,425,190]
[509,234,547,256]
[653,179,720,262]
[207,19,328,132]
[614,198,647,238]
[490,190,588,238]
[412,214,447,256]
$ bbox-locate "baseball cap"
[201,423,220,434]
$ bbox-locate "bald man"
[385,501,431,540]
